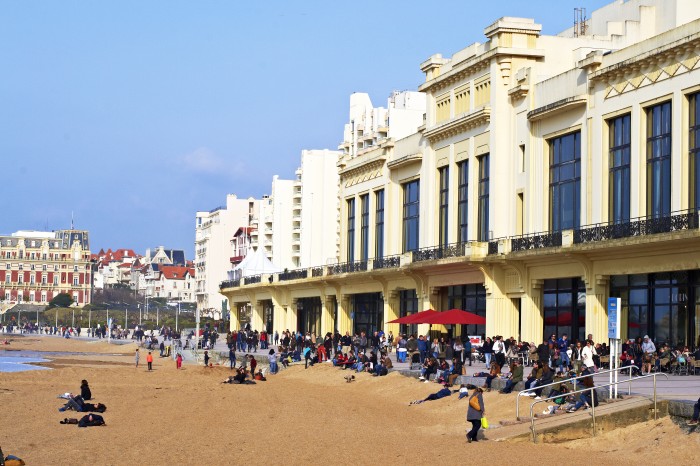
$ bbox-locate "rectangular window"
[457,161,469,242]
[690,93,700,210]
[375,190,384,258]
[30,275,35,285]
[646,101,672,218]
[73,277,79,286]
[439,166,449,246]
[609,114,631,224]
[42,274,47,285]
[478,154,490,241]
[53,276,58,285]
[360,194,369,262]
[41,292,46,302]
[549,132,581,231]
[402,180,420,252]
[347,198,355,262]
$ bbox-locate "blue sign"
[608,297,620,339]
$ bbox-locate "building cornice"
[424,106,491,143]
[527,96,587,121]
[387,153,423,170]
[418,48,544,94]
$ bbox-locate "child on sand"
[176,353,183,369]
[134,349,140,368]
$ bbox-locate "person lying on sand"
[409,386,452,405]
[59,395,86,412]
[78,413,106,427]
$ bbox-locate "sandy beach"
[1,335,698,465]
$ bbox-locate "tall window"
[549,132,581,231]
[360,194,369,262]
[457,160,469,242]
[346,198,355,262]
[478,154,490,241]
[375,189,384,258]
[690,93,700,210]
[609,114,631,224]
[402,180,420,252]
[646,102,672,218]
[438,166,449,246]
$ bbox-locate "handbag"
[469,395,481,411]
[481,417,489,429]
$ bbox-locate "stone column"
[270,294,287,334]
[484,266,519,338]
[320,295,335,336]
[384,290,400,337]
[520,279,544,344]
[250,300,264,332]
[585,275,609,343]
[229,301,241,332]
[336,294,352,334]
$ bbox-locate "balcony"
[511,230,562,252]
[372,255,401,270]
[279,269,308,281]
[220,279,240,289]
[412,242,468,262]
[244,275,262,285]
[574,210,699,245]
[311,267,324,277]
[327,260,368,275]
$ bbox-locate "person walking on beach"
[176,352,183,369]
[466,385,485,443]
[134,349,140,368]
[229,347,236,369]
[146,351,153,371]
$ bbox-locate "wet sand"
[0,336,698,465]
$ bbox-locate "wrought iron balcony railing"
[372,255,401,270]
[311,267,324,277]
[511,231,562,252]
[279,269,308,281]
[220,279,240,289]
[488,240,499,255]
[245,275,261,285]
[327,260,368,275]
[574,210,700,244]
[412,242,467,262]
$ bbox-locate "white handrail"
[516,365,634,420]
[528,372,670,443]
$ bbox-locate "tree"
[48,293,73,308]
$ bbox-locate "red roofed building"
[147,265,195,302]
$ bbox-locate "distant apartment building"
[91,248,139,290]
[0,230,92,305]
[148,265,195,302]
[196,194,260,317]
[250,176,296,270]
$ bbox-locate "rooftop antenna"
[574,8,587,38]
[71,211,74,230]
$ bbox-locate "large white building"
[222,0,700,348]
[195,194,260,317]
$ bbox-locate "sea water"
[0,354,50,372]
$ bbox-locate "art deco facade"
[0,230,92,305]
[221,0,700,348]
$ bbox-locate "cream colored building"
[222,0,700,348]
[196,194,260,317]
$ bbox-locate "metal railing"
[511,230,562,252]
[574,209,699,244]
[219,279,240,289]
[372,255,401,270]
[327,260,368,275]
[516,365,635,420]
[412,242,467,262]
[279,269,308,281]
[487,240,499,255]
[311,267,324,277]
[528,372,669,443]
[245,275,261,285]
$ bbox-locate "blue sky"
[1,0,611,258]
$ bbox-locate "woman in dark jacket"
[80,380,91,401]
[481,337,493,368]
[466,386,485,443]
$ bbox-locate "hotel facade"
[221,0,700,348]
[0,230,92,306]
